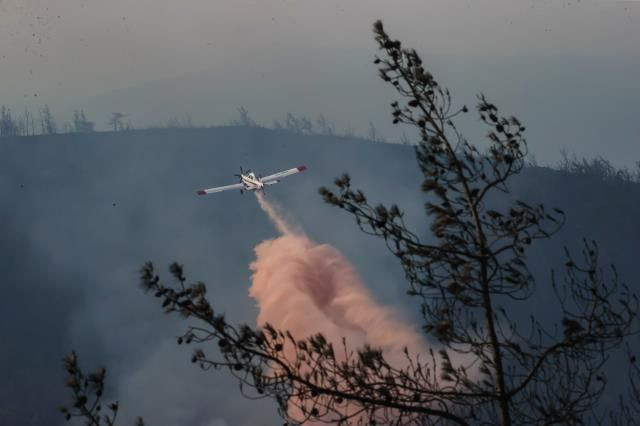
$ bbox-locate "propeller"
[236,167,251,192]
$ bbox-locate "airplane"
[196,165,307,195]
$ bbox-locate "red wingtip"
[297,165,307,172]
[197,190,206,195]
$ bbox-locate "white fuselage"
[197,165,302,196]
[240,172,265,191]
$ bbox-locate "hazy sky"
[1,0,638,89]
[0,0,639,164]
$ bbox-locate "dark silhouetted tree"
[275,113,317,135]
[316,114,336,136]
[367,120,385,142]
[40,105,57,135]
[60,351,144,426]
[73,109,95,133]
[230,106,257,127]
[284,112,302,133]
[64,21,639,425]
[107,112,127,132]
[298,116,313,134]
[15,109,33,136]
[23,108,37,136]
[0,106,18,137]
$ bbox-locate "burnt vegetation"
[62,21,640,425]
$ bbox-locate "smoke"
[251,192,427,364]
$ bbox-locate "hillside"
[1,127,638,425]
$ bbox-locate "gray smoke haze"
[1,127,639,424]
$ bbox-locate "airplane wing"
[197,182,244,195]
[261,165,307,183]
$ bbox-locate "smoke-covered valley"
[1,127,639,425]
[0,127,640,425]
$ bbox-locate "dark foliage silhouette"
[60,352,144,426]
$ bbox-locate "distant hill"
[1,127,638,425]
[70,51,640,167]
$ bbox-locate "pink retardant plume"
[249,194,485,422]
[250,194,430,425]
[250,193,433,421]
[251,193,426,358]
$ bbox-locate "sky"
[1,0,639,165]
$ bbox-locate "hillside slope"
[1,127,638,425]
